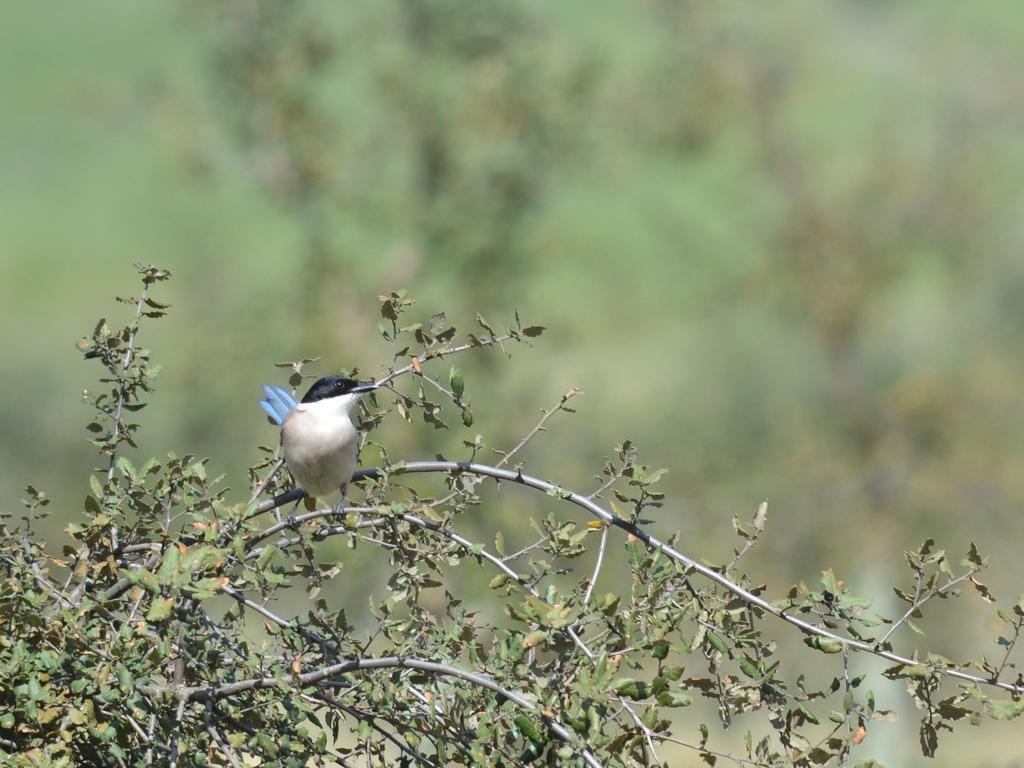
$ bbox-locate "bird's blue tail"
[259,385,298,426]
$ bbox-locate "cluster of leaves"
[77,265,170,464]
[2,269,1023,767]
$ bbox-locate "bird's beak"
[351,381,379,394]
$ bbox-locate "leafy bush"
[2,265,1022,767]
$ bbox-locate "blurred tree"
[194,0,589,331]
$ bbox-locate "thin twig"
[167,697,186,768]
[583,526,610,605]
[495,387,581,469]
[220,585,301,632]
[876,571,974,648]
[373,334,514,388]
[301,691,444,767]
[411,370,456,401]
[659,733,769,767]
[104,285,151,552]
[120,710,151,742]
[143,713,157,765]
[500,536,548,563]
[248,457,284,505]
[994,614,1023,681]
[205,700,242,768]
[103,550,163,602]
[725,503,768,574]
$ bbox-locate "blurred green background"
[3,1,1024,763]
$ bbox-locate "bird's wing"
[259,385,299,426]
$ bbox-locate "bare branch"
[583,525,610,605]
[205,701,242,768]
[494,386,582,468]
[374,334,515,388]
[248,457,285,505]
[876,570,974,649]
[167,698,187,768]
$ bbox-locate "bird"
[259,375,378,508]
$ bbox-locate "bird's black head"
[301,375,377,404]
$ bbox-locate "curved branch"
[142,655,602,768]
[255,460,1023,696]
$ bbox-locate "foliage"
[2,268,1023,767]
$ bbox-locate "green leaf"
[257,731,280,756]
[116,456,137,480]
[656,691,692,707]
[357,719,373,741]
[489,574,509,590]
[612,678,648,700]
[158,546,180,583]
[133,568,160,594]
[706,631,730,655]
[513,714,545,744]
[820,569,841,595]
[597,592,620,615]
[522,326,545,337]
[116,666,133,690]
[753,501,768,532]
[519,741,544,764]
[191,577,226,599]
[258,544,280,569]
[797,703,819,725]
[449,367,464,400]
[919,722,938,757]
[990,699,1024,720]
[140,457,162,476]
[963,542,985,568]
[429,312,447,336]
[883,663,930,679]
[146,597,175,622]
[650,640,670,660]
[476,313,497,338]
[804,636,844,654]
[662,665,684,682]
[644,468,669,484]
[522,630,548,649]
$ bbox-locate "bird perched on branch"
[260,375,378,507]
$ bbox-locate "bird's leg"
[285,497,302,529]
[331,484,348,519]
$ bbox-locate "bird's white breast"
[281,400,359,498]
